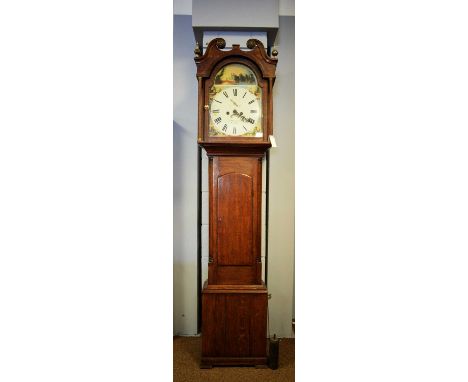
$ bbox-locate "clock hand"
[230,99,239,107]
[231,110,246,121]
[237,112,247,122]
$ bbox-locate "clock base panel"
[201,284,268,368]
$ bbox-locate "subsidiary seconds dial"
[210,86,260,136]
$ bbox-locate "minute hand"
[229,99,239,107]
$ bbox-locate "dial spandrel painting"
[209,63,263,137]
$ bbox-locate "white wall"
[173,15,198,335]
[268,15,295,338]
[173,15,295,337]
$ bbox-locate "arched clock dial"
[206,62,263,138]
[210,86,260,136]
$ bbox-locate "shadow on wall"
[172,121,184,334]
[173,121,184,334]
[173,120,198,334]
[173,121,183,200]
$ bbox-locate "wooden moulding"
[200,142,271,157]
[195,38,277,80]
[202,280,267,293]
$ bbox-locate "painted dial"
[209,86,260,136]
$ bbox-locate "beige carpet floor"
[173,336,294,382]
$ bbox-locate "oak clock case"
[195,38,277,368]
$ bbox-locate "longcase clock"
[194,37,277,368]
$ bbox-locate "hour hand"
[232,110,247,121]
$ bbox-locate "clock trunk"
[208,155,262,285]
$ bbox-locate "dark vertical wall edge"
[265,150,270,287]
[197,42,206,334]
[265,43,272,288]
[196,145,202,333]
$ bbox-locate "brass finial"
[272,47,278,57]
[215,38,226,49]
[246,39,257,49]
[194,42,201,57]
